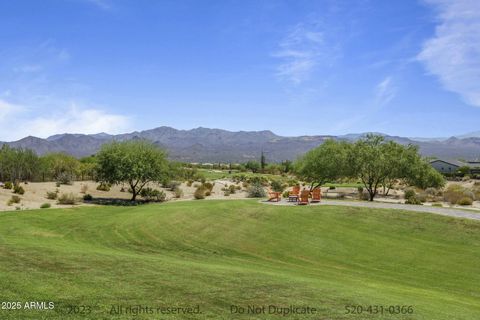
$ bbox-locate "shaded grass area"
[0,200,479,319]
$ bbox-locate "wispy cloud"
[273,22,336,85]
[374,76,396,106]
[85,0,112,10]
[0,99,131,141]
[418,0,480,107]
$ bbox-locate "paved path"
[263,199,480,221]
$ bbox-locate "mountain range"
[2,126,480,163]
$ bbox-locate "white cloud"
[374,76,396,106]
[0,99,131,141]
[274,23,333,84]
[418,0,480,107]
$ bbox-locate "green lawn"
[0,200,479,319]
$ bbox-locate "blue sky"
[0,0,479,140]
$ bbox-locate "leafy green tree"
[295,139,351,190]
[96,140,169,201]
[41,153,80,183]
[245,160,261,173]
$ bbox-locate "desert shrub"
[46,190,58,200]
[282,190,290,198]
[83,194,93,201]
[13,184,25,195]
[404,188,416,200]
[40,203,51,209]
[200,177,206,184]
[194,186,206,200]
[165,181,181,191]
[203,182,214,192]
[360,192,370,201]
[235,185,241,190]
[120,187,126,192]
[186,180,193,187]
[205,190,211,196]
[56,182,61,187]
[405,196,422,205]
[416,193,427,203]
[247,183,266,198]
[3,181,12,189]
[443,185,472,204]
[329,186,336,190]
[174,187,184,198]
[425,187,438,196]
[228,185,236,194]
[270,180,285,192]
[96,182,111,191]
[7,195,21,206]
[357,186,364,193]
[57,172,73,185]
[242,182,249,189]
[432,203,443,207]
[457,197,473,206]
[80,184,88,194]
[224,190,230,196]
[57,193,77,205]
[139,188,166,202]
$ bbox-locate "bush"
[405,196,422,205]
[357,186,364,193]
[120,187,126,192]
[40,203,51,209]
[247,183,266,198]
[139,188,166,202]
[404,188,416,200]
[203,182,214,191]
[228,185,236,194]
[56,172,73,185]
[329,186,336,190]
[46,190,58,200]
[432,203,443,207]
[13,184,25,195]
[3,181,12,189]
[205,190,211,196]
[83,194,93,201]
[194,186,206,200]
[457,197,473,206]
[443,184,474,204]
[165,181,181,191]
[7,195,21,206]
[270,180,285,192]
[96,182,111,191]
[282,190,290,198]
[57,193,77,205]
[174,187,183,198]
[224,190,230,196]
[186,180,193,187]
[425,187,438,196]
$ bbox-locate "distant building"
[430,159,480,174]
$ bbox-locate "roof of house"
[430,159,480,168]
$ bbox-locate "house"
[430,159,480,174]
[429,159,463,174]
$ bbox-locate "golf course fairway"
[0,200,479,319]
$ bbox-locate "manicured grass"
[0,200,479,319]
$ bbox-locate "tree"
[41,153,80,183]
[245,160,261,173]
[294,139,351,190]
[260,151,266,173]
[407,161,445,189]
[96,140,169,201]
[348,135,398,201]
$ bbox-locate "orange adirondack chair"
[297,190,310,205]
[268,191,281,202]
[288,185,300,202]
[311,188,322,203]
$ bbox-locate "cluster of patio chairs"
[268,186,321,205]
